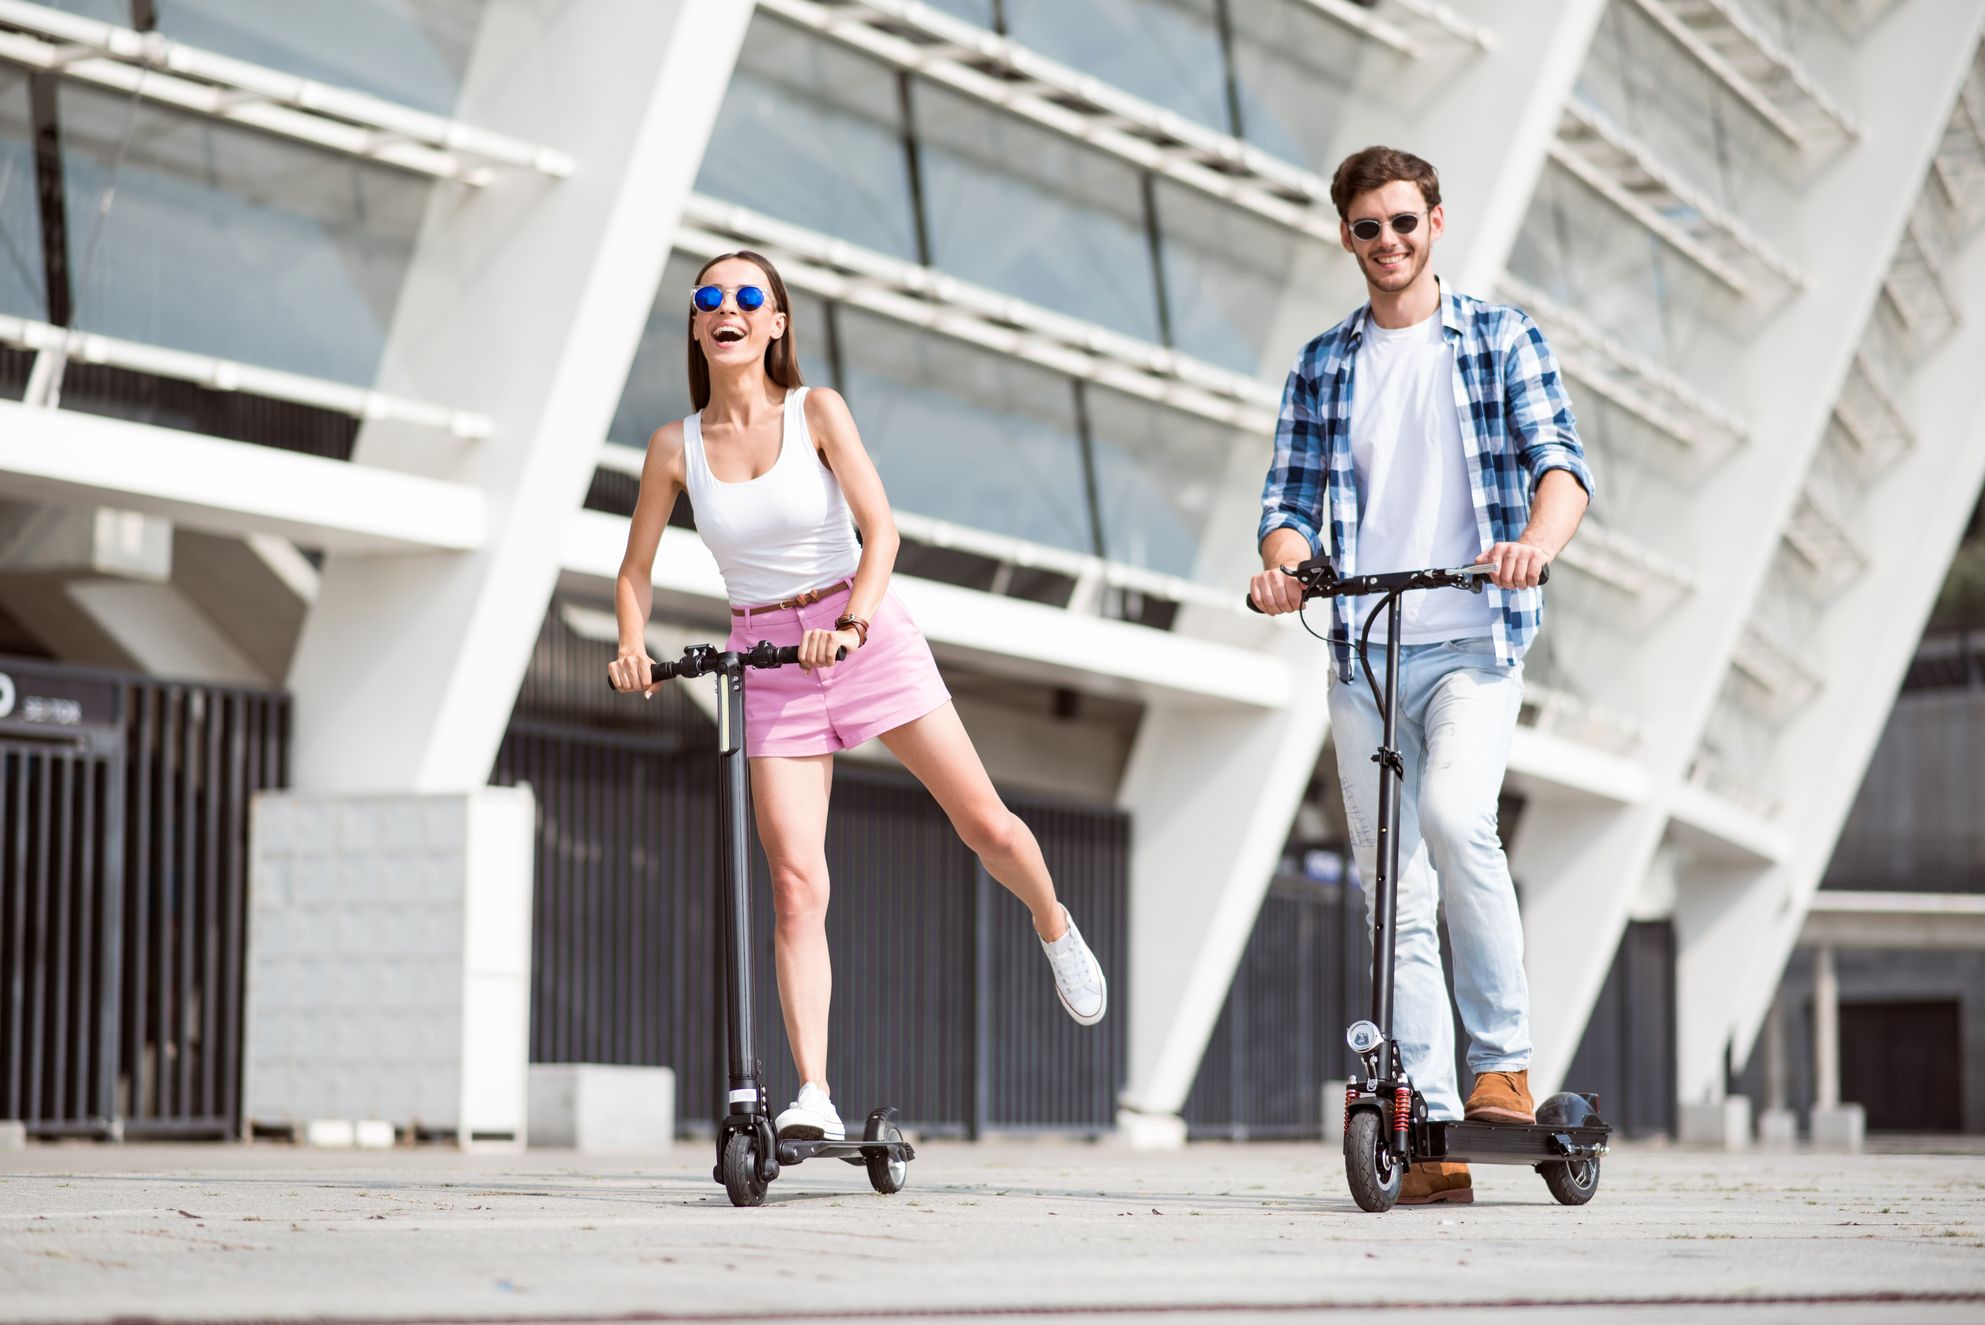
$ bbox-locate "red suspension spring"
[1343,1085,1358,1134]
[1393,1086,1411,1139]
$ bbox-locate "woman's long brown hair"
[687,250,803,410]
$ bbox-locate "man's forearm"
[1518,469,1589,558]
[1261,526,1314,571]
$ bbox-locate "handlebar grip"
[605,660,674,692]
[770,645,848,664]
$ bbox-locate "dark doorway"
[1838,999,1963,1132]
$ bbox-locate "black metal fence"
[0,658,286,1138]
[1184,867,1678,1139]
[494,612,1128,1136]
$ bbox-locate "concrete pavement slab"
[2,1140,1982,1324]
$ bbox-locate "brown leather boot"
[1399,1160,1472,1205]
[1466,1069,1536,1123]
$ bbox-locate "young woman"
[608,251,1107,1142]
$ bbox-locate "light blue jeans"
[1327,637,1530,1121]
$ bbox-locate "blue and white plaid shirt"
[1258,277,1594,680]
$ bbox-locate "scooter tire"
[1541,1156,1601,1206]
[722,1131,768,1207]
[1344,1109,1402,1213]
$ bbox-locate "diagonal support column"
[284,0,751,793]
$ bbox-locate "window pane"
[1004,0,1231,137]
[0,69,44,320]
[1227,0,1359,171]
[1155,179,1339,379]
[1085,385,1239,581]
[40,0,484,116]
[915,83,1162,344]
[837,309,1094,555]
[59,86,432,384]
[170,0,481,117]
[696,15,921,262]
[922,0,998,24]
[608,250,831,449]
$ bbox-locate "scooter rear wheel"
[865,1108,908,1195]
[1344,1109,1402,1213]
[1541,1157,1600,1206]
[722,1131,768,1207]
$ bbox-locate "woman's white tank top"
[680,386,863,607]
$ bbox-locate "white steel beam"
[0,0,571,184]
[0,400,483,552]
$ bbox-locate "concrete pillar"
[1809,943,1867,1150]
[1757,992,1797,1148]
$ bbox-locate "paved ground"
[4,1139,1984,1324]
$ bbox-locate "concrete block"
[354,1120,397,1150]
[1756,1107,1799,1150]
[528,1064,675,1151]
[1321,1080,1349,1140]
[1679,1095,1752,1150]
[1810,1103,1866,1151]
[0,1120,26,1151]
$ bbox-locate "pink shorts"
[727,584,951,758]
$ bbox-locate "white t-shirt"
[1348,312,1498,644]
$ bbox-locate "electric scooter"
[1250,557,1611,1212]
[611,639,915,1207]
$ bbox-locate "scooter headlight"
[1346,1020,1383,1055]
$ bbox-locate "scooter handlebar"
[1244,560,1548,612]
[607,644,847,690]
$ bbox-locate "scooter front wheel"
[722,1131,769,1207]
[1344,1109,1402,1213]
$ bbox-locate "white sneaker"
[1040,906,1107,1026]
[775,1081,845,1141]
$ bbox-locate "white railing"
[594,441,1247,618]
[1551,99,1803,298]
[1627,0,1858,150]
[0,0,570,184]
[0,314,491,439]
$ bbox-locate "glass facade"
[0,69,45,322]
[57,83,432,385]
[914,83,1163,343]
[838,308,1097,558]
[696,22,921,263]
[42,0,484,117]
[640,4,1379,587]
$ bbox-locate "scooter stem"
[718,659,761,1110]
[1370,593,1406,1051]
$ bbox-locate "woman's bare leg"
[878,702,1065,940]
[748,753,835,1088]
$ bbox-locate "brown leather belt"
[731,579,853,616]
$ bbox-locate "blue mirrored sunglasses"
[692,283,768,313]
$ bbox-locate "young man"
[1249,146,1593,1206]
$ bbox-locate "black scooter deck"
[776,1137,917,1166]
[1416,1119,1610,1165]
